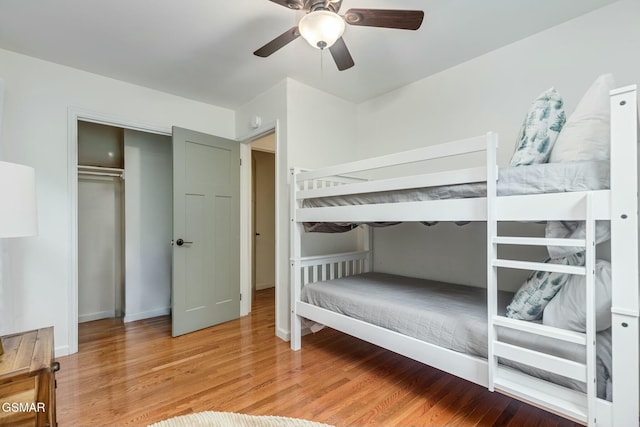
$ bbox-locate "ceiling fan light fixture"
[298,10,345,50]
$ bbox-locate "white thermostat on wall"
[250,115,262,129]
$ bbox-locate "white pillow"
[543,260,611,332]
[506,252,584,321]
[510,87,566,166]
[549,74,615,162]
[545,220,611,259]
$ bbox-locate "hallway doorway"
[250,132,276,306]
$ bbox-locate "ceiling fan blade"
[267,0,305,10]
[329,37,354,71]
[253,27,300,57]
[343,9,424,30]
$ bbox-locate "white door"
[172,126,240,337]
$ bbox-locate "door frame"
[250,136,276,295]
[68,109,277,354]
[67,108,172,355]
[238,123,280,317]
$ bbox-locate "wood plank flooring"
[56,289,582,426]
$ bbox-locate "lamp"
[298,10,345,50]
[0,161,38,355]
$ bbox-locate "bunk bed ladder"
[488,193,598,426]
[609,85,639,427]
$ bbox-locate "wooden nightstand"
[0,327,58,427]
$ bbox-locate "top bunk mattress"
[300,272,612,398]
[302,160,609,208]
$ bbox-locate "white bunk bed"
[289,85,638,427]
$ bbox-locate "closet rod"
[78,165,124,178]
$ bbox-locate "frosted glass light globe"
[298,10,345,50]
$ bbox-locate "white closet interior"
[77,121,172,324]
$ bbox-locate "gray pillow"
[510,87,566,166]
[506,252,584,320]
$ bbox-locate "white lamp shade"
[298,10,345,50]
[0,161,38,238]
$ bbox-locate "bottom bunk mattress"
[300,272,612,399]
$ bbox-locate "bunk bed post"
[584,193,597,427]
[290,168,303,351]
[486,131,499,392]
[363,225,373,273]
[609,85,639,427]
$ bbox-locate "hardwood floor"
[57,289,581,426]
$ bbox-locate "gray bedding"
[301,272,611,399]
[303,160,609,232]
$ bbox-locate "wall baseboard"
[276,326,290,342]
[124,307,170,323]
[256,282,275,291]
[78,310,116,323]
[55,344,70,358]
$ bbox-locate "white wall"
[286,80,362,259]
[236,78,360,340]
[236,79,289,337]
[356,0,640,290]
[77,177,123,322]
[0,79,4,148]
[0,47,235,355]
[124,129,172,322]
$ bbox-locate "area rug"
[148,411,334,427]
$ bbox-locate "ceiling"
[0,0,619,109]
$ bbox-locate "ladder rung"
[494,367,588,423]
[492,316,587,345]
[493,341,587,382]
[493,236,586,248]
[492,259,585,275]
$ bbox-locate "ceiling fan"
[254,0,424,71]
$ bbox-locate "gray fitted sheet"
[303,160,609,208]
[302,160,609,232]
[301,272,611,399]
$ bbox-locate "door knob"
[176,238,193,246]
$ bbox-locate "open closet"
[77,121,172,324]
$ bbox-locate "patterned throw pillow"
[510,87,566,166]
[506,252,584,321]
